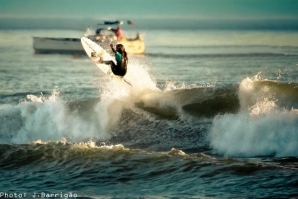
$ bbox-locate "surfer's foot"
[98,52,104,57]
[97,57,105,64]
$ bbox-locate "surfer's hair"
[116,44,127,58]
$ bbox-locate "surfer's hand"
[110,44,113,48]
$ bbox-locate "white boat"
[33,37,84,54]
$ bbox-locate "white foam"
[126,58,159,93]
[209,77,298,157]
[3,89,113,144]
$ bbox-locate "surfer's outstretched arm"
[110,44,116,53]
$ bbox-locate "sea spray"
[124,57,158,93]
[3,57,159,144]
[3,90,111,144]
[209,77,298,157]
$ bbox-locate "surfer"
[106,43,128,76]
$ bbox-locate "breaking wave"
[210,76,298,157]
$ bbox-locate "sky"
[0,0,298,30]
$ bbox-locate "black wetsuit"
[110,52,127,76]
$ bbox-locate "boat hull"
[33,37,85,54]
[118,34,145,54]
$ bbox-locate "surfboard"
[81,37,132,86]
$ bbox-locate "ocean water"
[1,29,298,198]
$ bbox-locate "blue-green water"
[1,29,298,198]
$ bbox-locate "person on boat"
[106,43,128,76]
[110,26,123,39]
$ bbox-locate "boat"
[118,33,145,55]
[33,21,145,55]
[33,37,83,54]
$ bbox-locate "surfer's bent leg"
[104,61,119,75]
[104,61,126,77]
[112,63,126,76]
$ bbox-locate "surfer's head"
[116,44,127,58]
[116,44,125,53]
